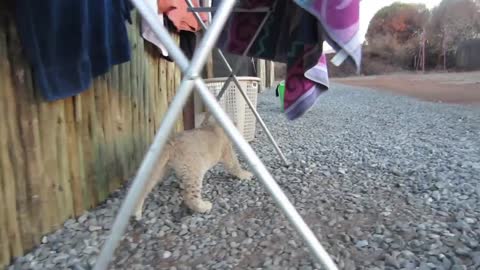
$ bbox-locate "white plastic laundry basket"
[203,77,260,142]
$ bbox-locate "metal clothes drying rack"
[186,0,289,166]
[93,1,338,269]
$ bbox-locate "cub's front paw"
[195,200,213,213]
[237,170,253,181]
[134,211,143,221]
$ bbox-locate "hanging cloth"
[141,0,206,59]
[159,0,208,32]
[141,0,169,58]
[15,0,133,101]
[215,0,362,120]
[180,31,197,59]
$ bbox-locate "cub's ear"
[199,111,212,127]
[203,112,211,124]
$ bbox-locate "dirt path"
[334,71,480,104]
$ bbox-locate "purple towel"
[216,0,361,120]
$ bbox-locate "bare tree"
[427,0,480,67]
[365,3,430,69]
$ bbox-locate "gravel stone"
[355,240,369,248]
[6,85,480,269]
[88,225,102,232]
[162,251,172,259]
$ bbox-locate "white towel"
[141,0,169,57]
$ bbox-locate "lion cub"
[134,115,253,220]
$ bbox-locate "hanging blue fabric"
[15,0,133,101]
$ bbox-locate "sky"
[324,0,442,52]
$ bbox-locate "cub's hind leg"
[133,164,167,221]
[133,178,158,221]
[176,167,212,213]
[222,144,253,180]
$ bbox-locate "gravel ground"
[8,84,480,270]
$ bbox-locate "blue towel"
[15,0,133,101]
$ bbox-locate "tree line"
[329,0,480,76]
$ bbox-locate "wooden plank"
[166,47,180,132]
[126,15,137,166]
[6,19,41,249]
[0,23,13,266]
[158,55,169,128]
[132,17,145,157]
[154,49,164,134]
[137,25,148,153]
[97,75,117,193]
[0,154,10,267]
[152,51,161,135]
[91,80,108,202]
[14,65,47,236]
[119,61,133,177]
[109,66,128,187]
[143,45,153,136]
[166,53,175,106]
[29,102,51,235]
[0,17,23,261]
[105,72,118,190]
[5,26,52,234]
[37,104,61,220]
[77,91,92,208]
[143,44,155,148]
[104,73,120,192]
[4,81,32,249]
[206,53,214,78]
[0,114,23,258]
[151,52,161,132]
[0,111,8,266]
[131,14,143,164]
[38,102,65,225]
[117,64,127,178]
[155,56,163,131]
[64,98,84,216]
[57,100,75,219]
[124,22,135,175]
[72,95,89,210]
[174,47,183,132]
[108,66,125,189]
[149,56,157,141]
[256,59,266,91]
[81,87,99,206]
[168,33,183,132]
[267,60,275,88]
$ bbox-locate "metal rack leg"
[193,72,338,270]
[93,0,236,269]
[230,76,289,165]
[135,1,337,268]
[214,11,270,101]
[95,0,338,269]
[186,0,289,165]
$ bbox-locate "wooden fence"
[0,10,183,267]
[256,59,276,92]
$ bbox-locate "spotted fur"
[134,118,252,220]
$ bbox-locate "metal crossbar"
[185,0,289,165]
[93,1,338,269]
